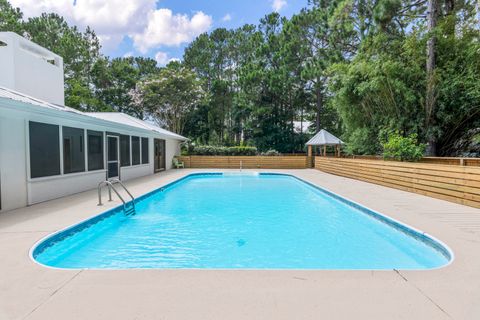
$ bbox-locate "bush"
[226,146,258,156]
[187,145,258,156]
[382,132,426,162]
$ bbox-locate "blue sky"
[10,0,309,64]
[115,0,309,62]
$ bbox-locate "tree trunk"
[444,0,456,35]
[444,0,455,15]
[315,83,322,133]
[425,0,439,156]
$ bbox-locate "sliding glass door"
[154,138,166,172]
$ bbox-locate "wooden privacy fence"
[178,156,308,169]
[420,157,480,166]
[315,157,480,209]
[348,155,480,167]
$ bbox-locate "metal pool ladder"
[97,178,136,216]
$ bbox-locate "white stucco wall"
[0,32,64,105]
[0,111,28,211]
[120,164,152,181]
[28,171,106,205]
[165,138,181,170]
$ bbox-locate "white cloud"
[98,34,125,52]
[123,51,134,58]
[9,0,212,54]
[10,0,155,50]
[222,14,232,22]
[72,0,155,35]
[154,52,181,66]
[9,0,74,21]
[271,0,287,12]
[133,9,212,53]
[154,51,169,65]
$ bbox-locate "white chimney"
[0,32,65,106]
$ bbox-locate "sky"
[9,0,309,65]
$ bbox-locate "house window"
[132,136,140,165]
[120,135,130,167]
[88,130,104,171]
[141,137,149,164]
[29,121,61,178]
[63,126,85,174]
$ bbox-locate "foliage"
[381,132,426,162]
[0,0,22,33]
[93,56,159,117]
[131,61,206,134]
[185,145,258,156]
[344,128,381,155]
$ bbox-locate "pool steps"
[97,179,136,216]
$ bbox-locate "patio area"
[1,169,480,319]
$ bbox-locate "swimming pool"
[32,173,451,269]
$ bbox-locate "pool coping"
[29,172,454,271]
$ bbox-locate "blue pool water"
[33,173,451,269]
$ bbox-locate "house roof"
[0,86,80,114]
[0,86,187,141]
[85,113,186,141]
[306,129,344,146]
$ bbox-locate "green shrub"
[226,146,258,156]
[187,145,258,156]
[382,132,426,162]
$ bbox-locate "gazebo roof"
[306,129,344,146]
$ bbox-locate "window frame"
[131,136,141,166]
[28,121,61,179]
[28,122,109,181]
[62,126,86,174]
[87,130,104,171]
[27,122,155,181]
[120,134,131,167]
[141,137,149,164]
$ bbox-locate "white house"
[0,32,187,213]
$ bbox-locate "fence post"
[307,145,313,168]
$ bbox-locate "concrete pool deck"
[1,169,480,319]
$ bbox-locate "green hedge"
[186,145,258,156]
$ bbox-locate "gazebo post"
[307,145,313,168]
[323,145,327,157]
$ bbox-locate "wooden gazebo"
[306,129,344,159]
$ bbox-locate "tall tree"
[425,0,440,155]
[285,0,347,133]
[0,0,23,33]
[92,56,158,117]
[132,61,206,134]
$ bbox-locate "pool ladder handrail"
[97,179,136,216]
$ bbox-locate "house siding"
[0,104,183,212]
